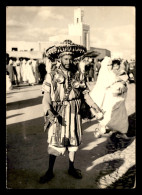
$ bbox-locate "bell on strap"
[61,135,70,146]
[50,134,58,146]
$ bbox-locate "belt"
[52,99,81,104]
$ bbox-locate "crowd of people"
[6,55,47,92]
[80,57,135,83]
[6,52,135,93]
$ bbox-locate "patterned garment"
[42,65,86,147]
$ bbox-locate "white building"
[6,41,39,52]
[68,8,90,49]
[49,8,90,50]
[6,41,54,52]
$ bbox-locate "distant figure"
[6,53,12,91]
[38,62,47,83]
[32,59,39,84]
[96,59,102,77]
[26,60,36,86]
[6,59,15,85]
[15,58,21,85]
[88,59,95,81]
[21,59,28,83]
[12,59,18,85]
[19,58,24,82]
[127,60,135,83]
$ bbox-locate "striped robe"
[42,65,86,147]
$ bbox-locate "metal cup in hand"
[90,107,97,118]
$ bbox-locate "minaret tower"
[68,8,90,50]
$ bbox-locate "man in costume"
[39,40,103,183]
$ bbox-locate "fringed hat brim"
[46,40,87,59]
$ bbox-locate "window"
[12,48,18,51]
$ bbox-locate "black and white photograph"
[6,6,136,189]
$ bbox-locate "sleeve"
[79,72,87,89]
[42,92,52,115]
[83,91,102,112]
[41,73,52,115]
[83,91,95,107]
[41,73,51,93]
[110,81,128,96]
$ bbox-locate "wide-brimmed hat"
[46,40,87,59]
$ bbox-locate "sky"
[6,6,135,59]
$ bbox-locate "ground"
[6,82,136,189]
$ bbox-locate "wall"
[90,47,111,60]
[6,41,39,52]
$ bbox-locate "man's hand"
[95,112,104,120]
[47,110,56,124]
[111,82,128,96]
[91,103,102,113]
[57,115,66,126]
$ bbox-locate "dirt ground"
[6,82,136,189]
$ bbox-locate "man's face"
[60,55,73,70]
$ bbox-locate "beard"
[62,63,72,70]
[64,64,70,69]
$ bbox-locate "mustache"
[64,63,72,66]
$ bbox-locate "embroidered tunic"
[42,65,86,147]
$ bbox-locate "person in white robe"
[26,60,36,85]
[6,71,13,92]
[31,59,39,84]
[15,58,22,84]
[89,56,129,139]
[6,53,12,91]
[21,59,28,83]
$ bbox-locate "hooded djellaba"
[89,56,130,139]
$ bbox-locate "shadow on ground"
[94,159,135,189]
[7,116,108,189]
[6,113,24,119]
[127,112,136,137]
[7,88,40,95]
[107,165,136,189]
[6,96,42,111]
[6,109,136,189]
